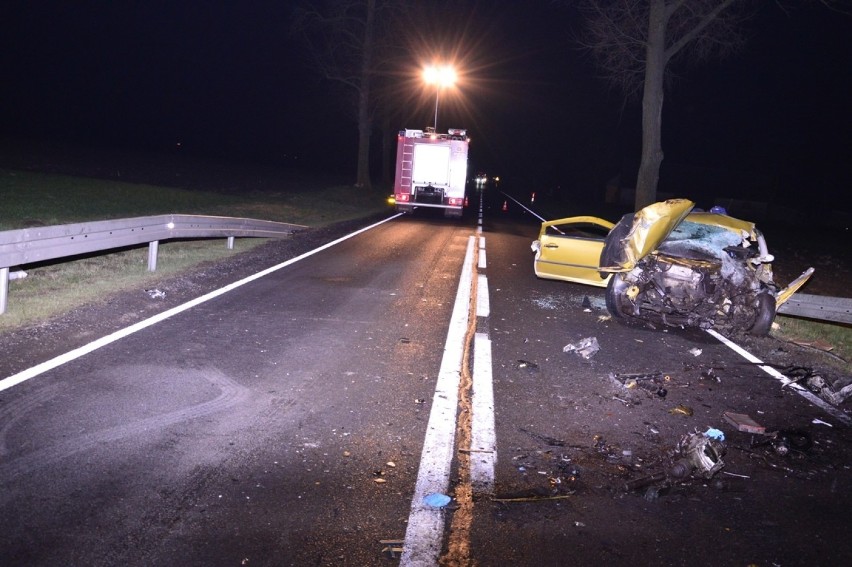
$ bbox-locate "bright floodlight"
[423,65,456,88]
[423,64,457,130]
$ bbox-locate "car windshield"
[660,220,745,262]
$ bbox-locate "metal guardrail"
[777,293,852,325]
[0,214,306,314]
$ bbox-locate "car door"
[532,217,615,287]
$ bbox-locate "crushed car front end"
[533,199,814,335]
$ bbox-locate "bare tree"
[292,0,407,189]
[580,1,751,209]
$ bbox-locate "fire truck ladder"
[400,140,414,190]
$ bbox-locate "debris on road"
[672,430,726,479]
[689,348,703,357]
[752,429,813,456]
[668,404,694,417]
[379,539,404,559]
[704,428,725,441]
[610,371,668,398]
[779,365,852,405]
[145,288,166,299]
[424,493,451,508]
[516,359,539,371]
[563,337,600,359]
[700,368,722,383]
[722,411,766,434]
[623,472,666,492]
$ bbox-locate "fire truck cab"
[393,127,469,218]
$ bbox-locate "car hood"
[598,198,695,273]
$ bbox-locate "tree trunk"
[355,0,376,189]
[635,0,668,210]
[381,112,392,188]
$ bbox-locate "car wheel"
[605,274,631,319]
[749,292,776,336]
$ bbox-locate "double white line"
[401,204,496,565]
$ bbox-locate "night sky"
[2,1,850,209]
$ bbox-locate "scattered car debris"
[668,404,694,417]
[563,337,600,359]
[379,539,404,559]
[672,430,726,479]
[812,418,833,427]
[779,365,852,405]
[423,493,451,508]
[751,429,812,456]
[145,288,166,299]
[704,428,725,441]
[610,371,668,398]
[700,368,722,383]
[517,359,539,371]
[689,348,703,357]
[623,472,666,492]
[722,411,766,434]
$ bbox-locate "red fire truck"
[392,127,469,218]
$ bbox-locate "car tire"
[605,274,630,319]
[749,292,776,336]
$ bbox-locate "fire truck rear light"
[396,194,410,202]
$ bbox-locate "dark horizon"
[2,1,850,209]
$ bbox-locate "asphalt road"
[1,201,850,566]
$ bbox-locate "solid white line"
[476,274,490,318]
[0,214,404,393]
[471,332,496,494]
[705,328,851,426]
[400,236,475,567]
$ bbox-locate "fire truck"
[392,127,469,218]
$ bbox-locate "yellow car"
[531,199,813,335]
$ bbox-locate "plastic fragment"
[563,337,600,359]
[704,428,725,441]
[424,493,451,508]
[722,411,765,434]
[669,404,694,416]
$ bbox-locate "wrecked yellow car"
[531,199,813,335]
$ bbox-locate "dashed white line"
[476,275,490,318]
[471,332,496,494]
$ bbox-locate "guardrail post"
[148,241,159,272]
[0,267,8,315]
[227,236,235,250]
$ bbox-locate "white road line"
[706,328,851,426]
[0,214,404,393]
[471,332,496,494]
[476,274,490,318]
[401,236,476,567]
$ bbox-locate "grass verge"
[1,169,390,331]
[773,316,851,374]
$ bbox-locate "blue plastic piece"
[704,427,725,441]
[424,493,452,508]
